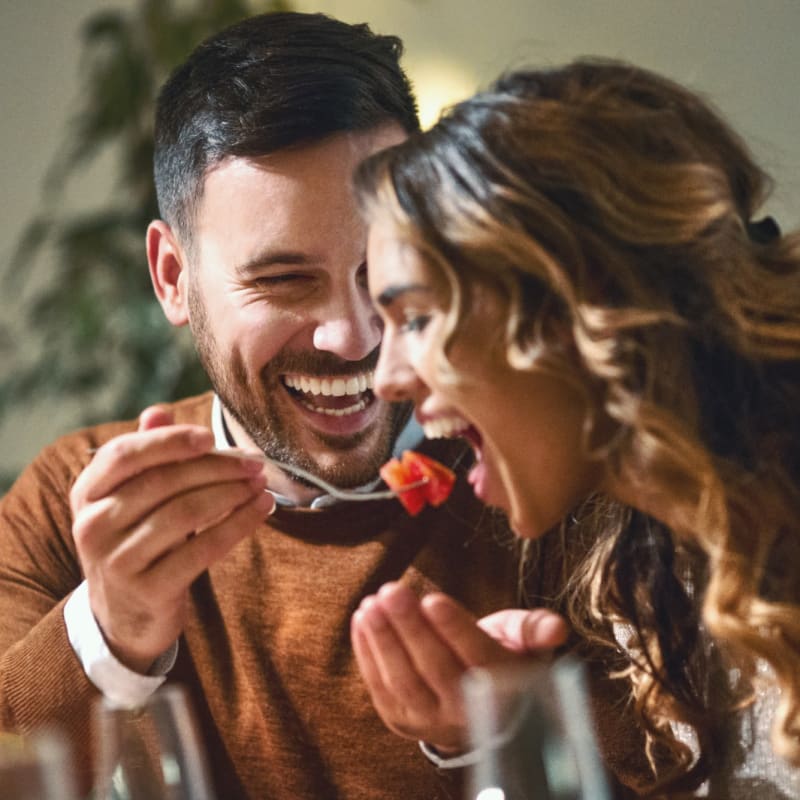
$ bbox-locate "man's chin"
[277,426,393,487]
[221,385,409,485]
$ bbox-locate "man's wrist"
[64,580,177,707]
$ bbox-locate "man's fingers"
[144,489,274,591]
[74,456,265,538]
[104,476,268,572]
[74,453,265,550]
[138,405,175,431]
[75,425,215,502]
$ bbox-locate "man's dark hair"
[154,11,419,240]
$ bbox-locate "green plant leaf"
[1,0,297,446]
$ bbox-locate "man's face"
[185,125,409,488]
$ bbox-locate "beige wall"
[1,0,798,476]
[294,0,799,223]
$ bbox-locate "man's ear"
[147,220,190,327]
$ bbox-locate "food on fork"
[379,450,456,516]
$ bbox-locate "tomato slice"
[380,457,427,515]
[401,451,456,507]
[380,451,456,515]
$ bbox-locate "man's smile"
[281,370,376,417]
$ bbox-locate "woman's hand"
[351,581,568,754]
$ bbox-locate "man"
[0,12,560,799]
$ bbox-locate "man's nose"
[312,290,382,361]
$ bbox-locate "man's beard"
[187,280,410,487]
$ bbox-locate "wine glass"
[461,656,612,800]
[93,684,216,800]
[0,729,77,800]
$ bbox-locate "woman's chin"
[466,451,541,539]
[508,515,541,539]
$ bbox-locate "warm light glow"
[408,59,477,130]
[476,788,506,800]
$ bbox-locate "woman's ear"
[147,220,189,326]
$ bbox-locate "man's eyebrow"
[235,250,316,275]
[375,283,432,307]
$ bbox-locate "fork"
[214,448,428,502]
[87,446,427,502]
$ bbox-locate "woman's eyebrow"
[375,283,432,308]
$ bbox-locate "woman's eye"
[400,314,431,333]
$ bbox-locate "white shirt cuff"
[419,740,484,769]
[64,580,177,708]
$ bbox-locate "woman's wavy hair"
[356,58,800,792]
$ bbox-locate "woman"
[351,59,800,796]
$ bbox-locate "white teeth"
[297,397,368,416]
[282,371,374,397]
[422,415,470,440]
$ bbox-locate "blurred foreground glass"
[0,730,77,800]
[94,684,216,800]
[462,657,612,800]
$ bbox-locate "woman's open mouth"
[421,413,481,449]
[421,412,487,496]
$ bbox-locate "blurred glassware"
[462,656,612,800]
[0,729,77,800]
[93,684,216,800]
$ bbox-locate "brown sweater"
[0,393,529,799]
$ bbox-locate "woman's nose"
[373,332,419,403]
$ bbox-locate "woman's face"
[367,216,604,538]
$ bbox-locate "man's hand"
[70,405,274,673]
[351,582,568,754]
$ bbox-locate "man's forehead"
[204,124,407,182]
